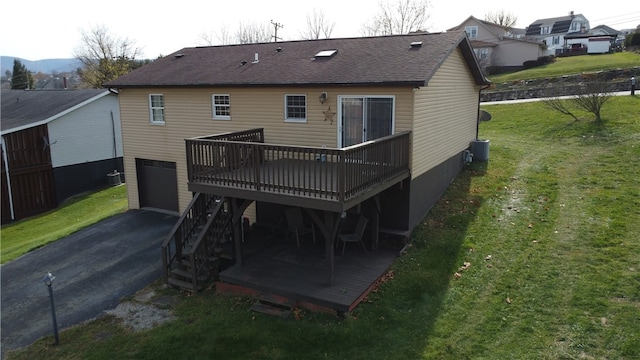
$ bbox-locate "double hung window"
[285,94,307,122]
[212,94,231,120]
[149,94,165,124]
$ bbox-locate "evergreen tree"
[11,59,34,89]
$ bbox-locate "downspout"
[1,136,15,221]
[477,83,492,140]
[111,111,118,172]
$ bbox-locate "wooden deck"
[218,239,399,314]
[186,129,411,213]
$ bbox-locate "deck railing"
[186,129,410,203]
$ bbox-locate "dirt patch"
[104,288,178,332]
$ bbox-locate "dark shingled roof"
[1,89,109,133]
[104,32,488,88]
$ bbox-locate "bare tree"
[74,25,143,88]
[301,9,336,40]
[542,96,580,122]
[570,82,614,123]
[361,0,431,36]
[236,22,272,44]
[542,81,615,123]
[199,26,234,46]
[484,10,518,29]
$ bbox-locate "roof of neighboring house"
[447,15,525,35]
[104,32,489,89]
[525,14,587,36]
[565,32,616,39]
[1,89,111,134]
[592,25,621,35]
[447,16,541,48]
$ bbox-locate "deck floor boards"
[219,241,398,313]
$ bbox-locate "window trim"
[149,94,165,124]
[284,94,307,123]
[212,94,231,120]
[465,26,478,39]
[337,95,396,148]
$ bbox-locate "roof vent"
[174,53,185,58]
[314,49,337,58]
[410,41,423,48]
[252,53,259,64]
[276,47,282,52]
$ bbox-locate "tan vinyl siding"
[411,47,481,178]
[118,86,413,214]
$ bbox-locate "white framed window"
[474,48,489,59]
[284,94,307,122]
[149,94,165,124]
[541,26,550,35]
[552,36,560,45]
[212,94,231,120]
[465,26,478,39]
[571,22,580,31]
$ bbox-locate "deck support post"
[371,196,381,250]
[232,199,254,267]
[305,209,341,286]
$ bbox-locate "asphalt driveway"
[1,209,177,358]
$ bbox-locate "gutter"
[477,83,492,140]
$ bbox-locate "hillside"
[0,56,80,74]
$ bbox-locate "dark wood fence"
[2,125,56,222]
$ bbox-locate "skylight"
[314,49,338,58]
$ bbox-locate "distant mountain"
[1,56,81,74]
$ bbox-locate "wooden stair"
[250,293,296,318]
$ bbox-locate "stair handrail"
[185,197,234,290]
[161,192,217,284]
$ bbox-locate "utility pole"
[271,20,284,42]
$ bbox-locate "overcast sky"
[1,0,639,61]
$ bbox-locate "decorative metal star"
[323,106,336,124]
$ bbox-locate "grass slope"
[489,52,640,83]
[8,97,639,359]
[0,185,128,263]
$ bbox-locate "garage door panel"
[136,159,178,212]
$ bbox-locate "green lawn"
[489,52,640,83]
[0,185,128,264]
[7,96,639,359]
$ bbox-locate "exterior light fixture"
[319,92,328,104]
[42,272,60,345]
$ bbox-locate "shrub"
[523,60,540,69]
[485,65,506,75]
[537,55,555,65]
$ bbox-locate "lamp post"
[42,272,59,345]
[631,76,636,96]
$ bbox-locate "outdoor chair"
[338,214,368,255]
[285,207,316,248]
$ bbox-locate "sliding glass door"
[339,96,394,147]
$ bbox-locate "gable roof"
[448,15,524,37]
[104,32,488,89]
[447,16,543,50]
[592,25,621,35]
[1,89,111,134]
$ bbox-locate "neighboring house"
[525,12,590,55]
[1,89,123,223]
[105,32,489,313]
[592,25,622,38]
[448,16,543,71]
